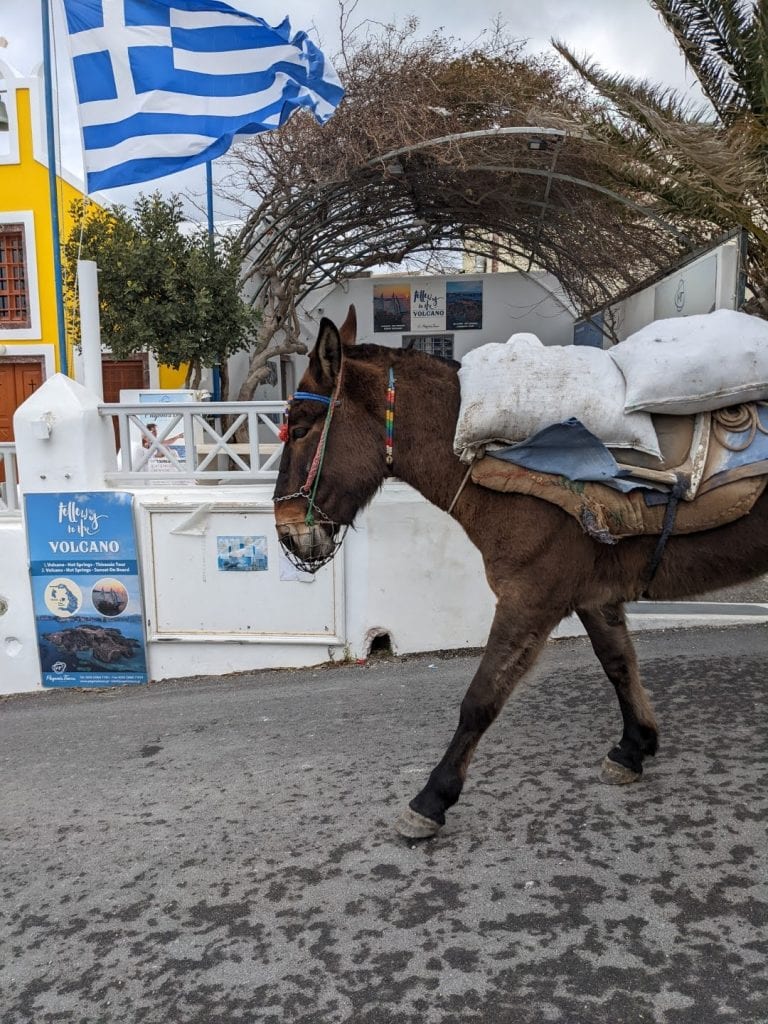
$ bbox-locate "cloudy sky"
[1,0,703,218]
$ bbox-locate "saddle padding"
[471,458,767,539]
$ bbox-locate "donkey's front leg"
[396,601,560,839]
[577,604,659,784]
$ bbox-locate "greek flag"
[61,0,344,191]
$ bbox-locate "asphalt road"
[1,624,767,1024]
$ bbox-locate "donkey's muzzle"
[274,495,348,573]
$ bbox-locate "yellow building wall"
[1,84,88,372]
[158,364,189,389]
[1,70,187,385]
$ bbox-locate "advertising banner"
[411,283,446,331]
[373,282,411,332]
[446,279,483,330]
[653,252,718,320]
[26,492,148,688]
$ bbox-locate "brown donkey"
[274,308,768,838]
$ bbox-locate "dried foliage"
[224,10,706,386]
[555,0,768,318]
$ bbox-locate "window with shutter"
[0,226,30,328]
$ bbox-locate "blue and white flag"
[61,0,344,191]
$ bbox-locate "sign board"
[373,282,411,332]
[411,283,446,331]
[654,253,718,319]
[373,279,484,333]
[117,388,208,472]
[26,491,148,688]
[446,280,483,329]
[573,313,605,347]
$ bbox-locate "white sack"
[455,334,661,461]
[610,308,768,414]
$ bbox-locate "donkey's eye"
[292,426,309,440]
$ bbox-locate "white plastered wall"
[609,237,741,341]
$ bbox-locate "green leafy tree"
[63,193,260,396]
[554,0,768,316]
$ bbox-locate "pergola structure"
[236,124,718,343]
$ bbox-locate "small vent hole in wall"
[366,630,393,658]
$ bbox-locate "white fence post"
[77,259,104,400]
[14,373,117,495]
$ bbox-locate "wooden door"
[101,356,148,447]
[0,359,43,490]
[0,360,44,442]
[101,356,148,403]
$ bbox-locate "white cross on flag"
[61,0,344,191]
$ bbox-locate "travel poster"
[26,492,148,688]
[411,283,446,331]
[446,279,483,330]
[373,282,411,332]
[136,390,188,470]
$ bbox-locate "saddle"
[471,403,768,543]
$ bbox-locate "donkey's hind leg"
[577,604,659,784]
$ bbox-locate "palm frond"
[651,0,764,122]
[552,40,711,125]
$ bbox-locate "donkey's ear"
[311,317,343,387]
[339,304,357,347]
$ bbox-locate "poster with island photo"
[446,279,483,330]
[25,491,148,688]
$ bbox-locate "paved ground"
[688,573,768,604]
[1,624,767,1024]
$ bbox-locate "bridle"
[273,360,397,571]
[274,362,346,529]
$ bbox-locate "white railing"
[101,401,285,484]
[0,443,20,515]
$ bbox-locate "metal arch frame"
[365,126,692,242]
[365,126,579,165]
[240,124,696,312]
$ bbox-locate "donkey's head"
[273,305,391,572]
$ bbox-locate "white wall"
[0,518,41,694]
[344,482,494,656]
[610,238,741,341]
[230,270,576,403]
[2,470,590,695]
[306,270,575,356]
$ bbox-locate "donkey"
[274,307,768,838]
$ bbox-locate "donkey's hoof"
[600,755,641,786]
[395,807,441,839]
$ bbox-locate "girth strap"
[645,475,687,584]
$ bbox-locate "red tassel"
[278,422,289,443]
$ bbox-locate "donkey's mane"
[345,343,461,372]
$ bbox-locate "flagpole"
[41,0,69,377]
[206,159,222,401]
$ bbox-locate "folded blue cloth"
[487,418,658,493]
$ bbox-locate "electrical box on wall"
[139,501,344,644]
